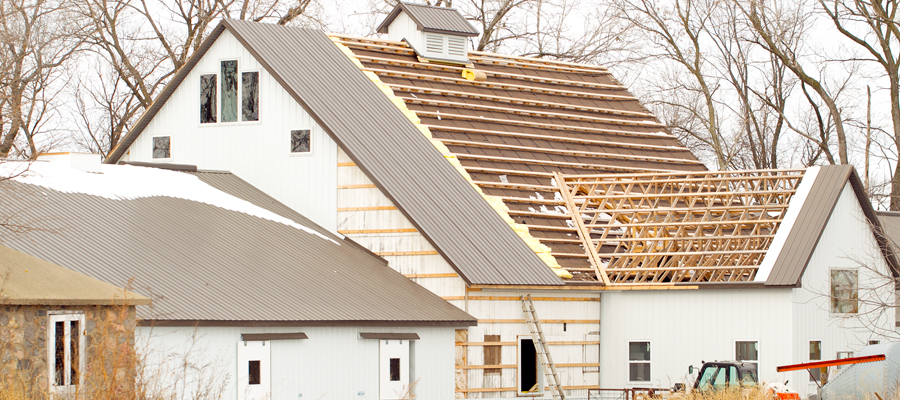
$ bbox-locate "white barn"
[0,157,476,399]
[105,4,899,399]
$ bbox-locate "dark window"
[55,321,65,386]
[810,341,822,382]
[221,60,238,122]
[152,137,170,159]
[70,320,79,385]
[832,270,859,313]
[519,338,540,392]
[242,71,259,121]
[629,342,650,382]
[291,129,311,153]
[200,74,217,123]
[248,360,260,385]
[390,358,400,381]
[484,334,501,375]
[736,341,758,369]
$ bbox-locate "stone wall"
[0,304,138,398]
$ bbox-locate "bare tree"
[73,0,319,158]
[740,0,852,165]
[817,0,900,209]
[0,0,87,159]
[614,0,734,169]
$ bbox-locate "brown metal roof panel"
[0,172,476,325]
[223,20,561,286]
[376,2,479,36]
[764,166,850,286]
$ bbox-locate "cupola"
[376,2,479,64]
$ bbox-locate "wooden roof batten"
[544,169,806,285]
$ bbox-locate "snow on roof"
[1,161,339,245]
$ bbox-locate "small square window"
[152,137,170,159]
[629,341,650,382]
[831,269,859,313]
[291,130,310,153]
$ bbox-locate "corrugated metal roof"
[376,2,479,36]
[765,165,899,285]
[0,244,150,306]
[877,211,900,247]
[222,20,562,286]
[0,166,476,325]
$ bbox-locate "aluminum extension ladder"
[521,294,566,400]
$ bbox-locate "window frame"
[47,312,85,394]
[735,340,759,370]
[830,268,860,314]
[198,59,262,127]
[289,129,313,156]
[628,340,651,384]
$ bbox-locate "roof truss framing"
[556,170,805,284]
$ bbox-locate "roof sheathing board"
[336,34,706,283]
[222,20,562,286]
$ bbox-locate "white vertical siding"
[599,288,793,392]
[598,182,897,399]
[137,325,457,400]
[387,11,425,51]
[790,182,896,398]
[125,29,338,232]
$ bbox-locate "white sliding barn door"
[236,340,271,400]
[379,339,410,400]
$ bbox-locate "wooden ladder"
[521,294,566,400]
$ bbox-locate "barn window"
[835,351,854,370]
[220,60,238,122]
[484,334,501,375]
[49,313,84,392]
[241,71,259,121]
[629,341,650,382]
[200,74,217,123]
[736,341,758,369]
[248,360,260,385]
[291,129,311,153]
[809,341,822,383]
[831,269,858,313]
[389,358,400,381]
[152,136,170,159]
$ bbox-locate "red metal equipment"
[776,354,886,372]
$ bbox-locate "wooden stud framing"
[439,138,700,165]
[554,169,804,284]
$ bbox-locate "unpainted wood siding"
[137,325,456,400]
[599,181,895,399]
[123,29,339,232]
[337,148,602,397]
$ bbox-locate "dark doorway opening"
[519,338,540,393]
